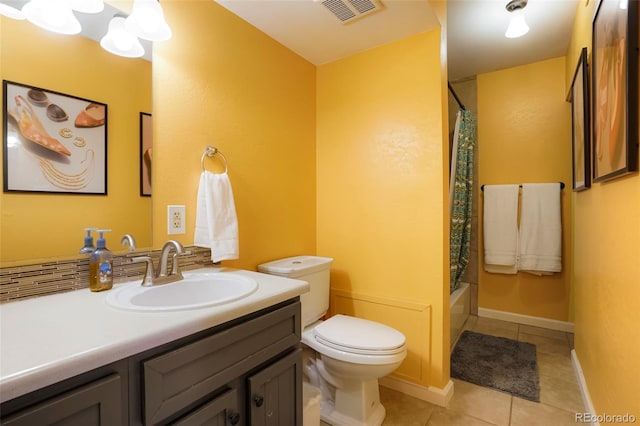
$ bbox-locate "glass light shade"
[69,0,104,14]
[101,16,145,58]
[0,2,25,20]
[22,0,81,35]
[505,9,529,38]
[124,0,171,41]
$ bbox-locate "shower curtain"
[449,109,476,294]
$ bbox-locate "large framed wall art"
[591,0,639,182]
[3,80,107,194]
[570,47,591,191]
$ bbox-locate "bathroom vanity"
[0,268,308,426]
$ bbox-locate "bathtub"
[450,282,470,350]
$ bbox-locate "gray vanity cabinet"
[0,374,123,426]
[0,298,302,426]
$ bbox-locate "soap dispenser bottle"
[89,229,113,292]
[80,228,96,254]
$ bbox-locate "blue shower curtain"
[449,109,476,294]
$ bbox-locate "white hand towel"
[194,171,239,262]
[519,183,562,274]
[483,185,519,274]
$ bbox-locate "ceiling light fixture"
[22,0,81,35]
[505,0,529,39]
[0,1,25,20]
[100,15,145,58]
[125,0,172,42]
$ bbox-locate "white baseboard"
[571,349,599,426]
[379,376,454,407]
[478,307,575,333]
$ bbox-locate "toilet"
[258,256,407,426]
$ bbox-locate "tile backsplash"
[0,246,215,303]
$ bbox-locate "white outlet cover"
[167,205,186,235]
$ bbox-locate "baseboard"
[478,307,575,333]
[379,376,454,407]
[571,349,599,426]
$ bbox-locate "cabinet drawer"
[1,374,121,426]
[143,301,300,425]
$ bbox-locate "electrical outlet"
[167,205,186,235]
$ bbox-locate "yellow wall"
[316,31,449,388]
[477,57,573,321]
[567,0,640,417]
[0,17,151,264]
[152,0,317,270]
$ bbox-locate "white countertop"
[0,267,309,403]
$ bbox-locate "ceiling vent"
[319,0,383,24]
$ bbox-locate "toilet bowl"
[258,256,407,426]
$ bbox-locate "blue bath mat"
[451,330,540,402]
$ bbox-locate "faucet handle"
[132,256,154,286]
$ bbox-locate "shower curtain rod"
[448,82,466,111]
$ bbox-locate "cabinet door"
[1,374,121,426]
[173,388,240,426]
[247,349,302,426]
[143,301,299,425]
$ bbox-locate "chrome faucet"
[121,234,136,252]
[157,240,187,281]
[131,240,190,286]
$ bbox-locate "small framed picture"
[3,80,107,194]
[570,47,590,192]
[140,112,152,197]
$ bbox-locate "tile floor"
[323,315,585,426]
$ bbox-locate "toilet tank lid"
[257,256,333,278]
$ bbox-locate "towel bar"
[481,182,564,191]
[201,146,228,173]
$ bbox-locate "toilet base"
[320,400,385,426]
[318,378,386,426]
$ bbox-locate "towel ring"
[201,146,228,173]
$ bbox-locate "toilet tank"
[258,256,333,327]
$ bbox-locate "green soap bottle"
[89,229,113,292]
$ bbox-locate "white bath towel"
[194,171,239,262]
[483,185,519,274]
[518,183,562,274]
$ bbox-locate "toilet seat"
[302,315,407,365]
[314,315,405,355]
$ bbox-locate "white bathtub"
[450,282,470,350]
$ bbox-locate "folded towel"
[194,171,239,262]
[519,183,562,274]
[483,185,519,274]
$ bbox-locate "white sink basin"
[106,271,259,312]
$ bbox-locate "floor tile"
[536,351,577,384]
[448,379,512,426]
[511,397,579,426]
[380,386,436,426]
[426,407,496,425]
[467,317,519,340]
[518,324,567,341]
[538,371,585,413]
[518,332,571,356]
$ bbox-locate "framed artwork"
[591,0,638,182]
[3,80,107,194]
[140,112,152,197]
[570,47,591,191]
